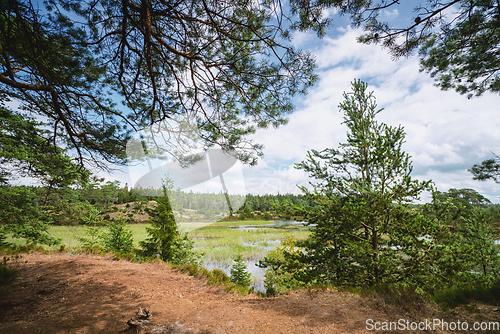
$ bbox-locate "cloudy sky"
[109,6,500,204]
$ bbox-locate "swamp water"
[192,220,309,293]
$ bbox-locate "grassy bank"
[6,220,311,265]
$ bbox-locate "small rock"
[127,319,141,328]
[138,307,152,319]
[493,308,498,312]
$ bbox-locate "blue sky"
[105,3,500,203]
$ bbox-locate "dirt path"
[0,252,496,334]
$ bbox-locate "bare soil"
[0,252,498,334]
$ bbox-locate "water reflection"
[200,220,308,293]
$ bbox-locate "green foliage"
[243,206,254,219]
[140,180,198,264]
[0,106,89,187]
[470,153,500,183]
[456,209,500,279]
[100,220,134,253]
[420,197,500,291]
[421,188,492,231]
[281,80,499,295]
[230,255,252,288]
[259,236,305,295]
[0,185,60,246]
[140,181,179,261]
[169,233,201,265]
[291,80,436,288]
[77,204,103,249]
[0,229,10,248]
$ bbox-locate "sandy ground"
[0,252,498,334]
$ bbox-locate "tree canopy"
[470,153,500,183]
[296,0,500,98]
[2,0,498,181]
[0,0,320,175]
[0,106,89,187]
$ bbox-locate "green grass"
[209,220,286,227]
[433,284,500,307]
[6,220,311,266]
[188,221,311,264]
[6,224,151,251]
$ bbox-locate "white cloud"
[101,26,499,202]
[383,9,399,19]
[244,26,500,201]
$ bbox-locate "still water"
[201,220,307,293]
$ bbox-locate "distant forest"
[1,180,320,225]
[4,180,500,226]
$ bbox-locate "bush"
[169,233,201,265]
[77,204,103,248]
[259,236,305,295]
[243,206,254,219]
[101,221,134,253]
[140,180,199,265]
[230,255,252,288]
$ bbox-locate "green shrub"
[169,233,201,265]
[243,206,254,219]
[101,221,134,253]
[259,236,305,295]
[230,255,252,287]
[140,180,199,265]
[77,204,103,248]
[433,284,500,307]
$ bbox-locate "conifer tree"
[293,80,438,287]
[140,180,179,261]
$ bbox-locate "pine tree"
[230,255,252,288]
[140,180,179,261]
[293,80,438,287]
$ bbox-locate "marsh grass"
[190,222,310,268]
[7,220,311,267]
